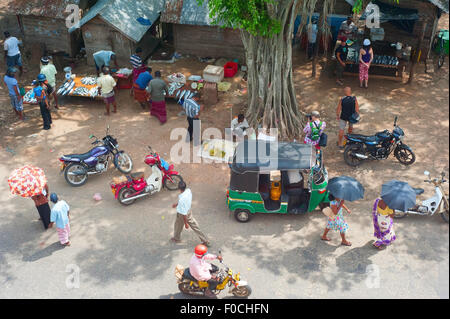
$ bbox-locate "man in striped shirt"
[130,47,143,69]
[182,94,203,143]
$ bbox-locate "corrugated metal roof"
[0,0,80,19]
[427,0,449,13]
[161,0,213,26]
[70,0,165,42]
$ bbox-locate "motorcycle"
[111,146,183,205]
[175,251,252,298]
[343,116,415,167]
[394,171,449,223]
[59,126,133,187]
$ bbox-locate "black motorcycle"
[343,117,415,167]
[59,126,133,186]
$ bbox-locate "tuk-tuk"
[226,140,329,222]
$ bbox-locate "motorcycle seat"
[130,172,144,180]
[413,188,425,195]
[183,268,198,282]
[62,151,93,161]
[347,134,378,143]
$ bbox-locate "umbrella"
[327,176,365,201]
[381,180,416,212]
[8,165,47,198]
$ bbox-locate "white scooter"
[394,171,449,223]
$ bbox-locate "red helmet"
[194,244,208,258]
[144,154,157,166]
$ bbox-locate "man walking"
[171,181,210,246]
[48,193,71,246]
[181,93,203,144]
[147,71,168,124]
[4,31,23,76]
[3,67,24,120]
[336,87,359,148]
[40,56,59,109]
[97,67,117,115]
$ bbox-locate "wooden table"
[343,60,407,82]
[113,73,132,90]
[166,80,202,100]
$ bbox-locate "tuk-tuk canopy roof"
[231,141,314,173]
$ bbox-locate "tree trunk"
[240,0,304,139]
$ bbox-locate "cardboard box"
[203,65,224,83]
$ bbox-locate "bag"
[318,132,328,147]
[322,207,335,219]
[348,112,360,124]
[309,121,323,141]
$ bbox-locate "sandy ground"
[0,23,448,298]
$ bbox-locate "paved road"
[0,153,448,299]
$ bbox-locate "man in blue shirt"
[3,67,23,120]
[135,67,152,89]
[49,193,71,246]
[33,74,52,130]
[182,94,203,144]
[93,50,118,76]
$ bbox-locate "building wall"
[81,16,134,66]
[20,15,72,54]
[0,14,22,37]
[173,24,245,62]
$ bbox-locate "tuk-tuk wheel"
[234,209,251,223]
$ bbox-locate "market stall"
[56,76,101,99]
[165,73,204,102]
[332,38,410,82]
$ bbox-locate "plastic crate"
[224,61,238,77]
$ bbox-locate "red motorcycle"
[111,147,183,205]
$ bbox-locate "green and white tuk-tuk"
[226,141,330,222]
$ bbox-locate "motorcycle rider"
[189,244,222,298]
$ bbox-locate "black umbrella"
[327,176,364,202]
[381,180,416,212]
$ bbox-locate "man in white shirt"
[171,181,210,246]
[307,18,319,60]
[339,16,357,40]
[231,114,249,140]
[97,67,117,115]
[3,31,23,76]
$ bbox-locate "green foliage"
[197,0,282,37]
[352,0,399,14]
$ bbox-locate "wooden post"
[408,20,428,84]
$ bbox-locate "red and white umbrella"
[8,165,47,198]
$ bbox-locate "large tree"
[199,0,336,139]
